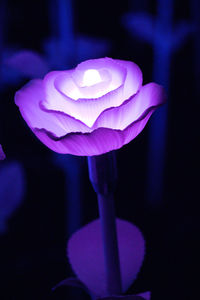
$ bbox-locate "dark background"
[0,0,199,299]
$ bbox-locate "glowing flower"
[15,57,166,156]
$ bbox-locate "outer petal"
[33,111,155,156]
[15,79,92,136]
[92,83,166,130]
[42,58,142,127]
[115,59,143,99]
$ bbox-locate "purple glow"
[67,218,145,297]
[15,57,166,156]
[4,50,49,78]
[0,145,5,160]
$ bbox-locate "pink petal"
[115,59,143,99]
[33,111,154,156]
[43,71,123,127]
[15,79,91,136]
[73,57,125,88]
[54,70,83,100]
[55,68,113,99]
[42,58,142,127]
[92,83,166,130]
[67,219,145,297]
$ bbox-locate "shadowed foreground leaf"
[67,218,145,297]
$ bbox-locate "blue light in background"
[122,0,193,205]
[146,0,173,205]
[191,0,200,95]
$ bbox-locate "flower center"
[83,69,102,87]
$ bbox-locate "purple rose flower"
[15,57,166,156]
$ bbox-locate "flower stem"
[88,152,122,296]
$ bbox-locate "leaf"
[172,21,195,50]
[122,12,155,43]
[4,50,49,78]
[122,12,194,52]
[67,218,145,297]
[0,161,25,233]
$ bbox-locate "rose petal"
[55,68,113,100]
[33,111,154,156]
[42,58,142,127]
[115,59,143,99]
[35,83,165,140]
[73,57,125,89]
[43,70,123,127]
[54,70,83,100]
[92,83,166,130]
[15,79,91,136]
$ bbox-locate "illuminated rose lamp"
[15,57,166,298]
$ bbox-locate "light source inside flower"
[83,69,102,86]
